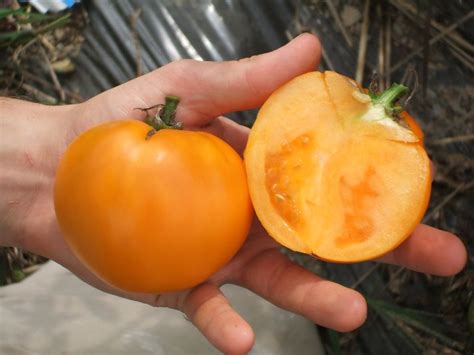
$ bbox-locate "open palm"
[16,34,466,354]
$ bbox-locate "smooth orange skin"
[245,71,431,262]
[401,111,424,142]
[54,120,252,293]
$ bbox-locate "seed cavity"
[336,166,379,247]
[264,134,315,229]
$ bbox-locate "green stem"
[372,83,408,116]
[161,95,180,126]
[144,95,182,133]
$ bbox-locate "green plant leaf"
[376,310,424,352]
[368,298,463,351]
[0,13,70,48]
[12,268,26,283]
[328,329,341,355]
[0,8,24,19]
[468,298,474,333]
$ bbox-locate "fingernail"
[289,31,312,42]
[296,30,312,38]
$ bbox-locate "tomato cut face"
[245,71,431,262]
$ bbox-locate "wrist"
[0,98,79,249]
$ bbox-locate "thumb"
[87,33,321,126]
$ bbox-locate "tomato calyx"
[140,95,182,138]
[355,81,410,122]
[351,79,418,142]
[370,83,408,118]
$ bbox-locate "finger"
[182,283,254,354]
[201,116,250,155]
[237,249,367,332]
[87,33,321,126]
[378,224,467,276]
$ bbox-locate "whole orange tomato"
[54,97,252,293]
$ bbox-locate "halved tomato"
[245,71,431,262]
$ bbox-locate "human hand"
[0,33,467,354]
